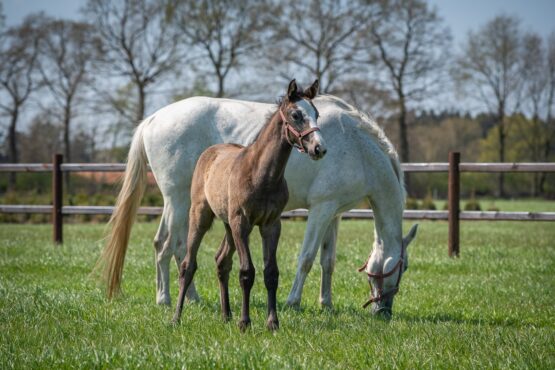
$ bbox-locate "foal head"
[280,79,326,160]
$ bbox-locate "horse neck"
[246,111,292,184]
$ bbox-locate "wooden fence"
[1,152,554,256]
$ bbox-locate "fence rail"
[1,153,554,255]
[3,162,553,173]
[4,205,555,221]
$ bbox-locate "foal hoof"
[238,319,251,332]
[266,318,279,331]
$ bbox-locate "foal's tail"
[95,121,149,298]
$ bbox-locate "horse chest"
[244,182,288,225]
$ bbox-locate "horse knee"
[264,266,279,290]
[180,260,197,279]
[239,267,255,289]
[217,259,233,280]
[299,254,315,274]
[320,255,335,273]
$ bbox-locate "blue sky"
[4,0,555,44]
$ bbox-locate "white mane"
[317,95,406,200]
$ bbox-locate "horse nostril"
[322,148,327,156]
[314,145,321,156]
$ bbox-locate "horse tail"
[96,120,149,299]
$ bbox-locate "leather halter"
[279,108,320,153]
[358,248,404,309]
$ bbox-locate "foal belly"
[249,192,288,225]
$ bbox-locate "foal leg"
[319,217,340,308]
[172,203,214,323]
[286,202,337,307]
[215,224,236,321]
[229,216,255,331]
[260,221,281,331]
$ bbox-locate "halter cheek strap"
[279,109,320,153]
[357,249,404,308]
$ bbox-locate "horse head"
[280,79,327,160]
[360,224,418,318]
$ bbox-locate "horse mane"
[317,94,406,200]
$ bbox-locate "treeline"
[0,0,554,198]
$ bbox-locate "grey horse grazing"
[172,79,324,330]
[97,89,417,317]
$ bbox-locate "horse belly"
[202,145,242,223]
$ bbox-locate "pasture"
[1,218,554,368]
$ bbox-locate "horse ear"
[304,79,319,99]
[403,224,418,249]
[287,79,298,100]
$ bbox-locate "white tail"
[95,122,148,298]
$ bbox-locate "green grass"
[0,220,554,368]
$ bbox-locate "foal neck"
[247,109,292,184]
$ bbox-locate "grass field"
[1,219,554,368]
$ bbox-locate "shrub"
[406,197,419,210]
[420,190,437,210]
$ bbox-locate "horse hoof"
[238,319,251,332]
[320,301,333,311]
[266,319,279,331]
[156,295,171,306]
[284,301,301,311]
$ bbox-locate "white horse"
[98,93,418,316]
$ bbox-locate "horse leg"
[215,224,236,321]
[260,220,281,330]
[319,216,340,308]
[154,208,172,305]
[229,216,254,331]
[155,201,199,305]
[172,202,214,323]
[172,207,200,304]
[286,202,337,307]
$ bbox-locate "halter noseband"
[279,108,320,153]
[358,248,404,309]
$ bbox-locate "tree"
[540,32,555,193]
[362,0,451,169]
[37,17,99,192]
[175,0,269,98]
[520,32,549,194]
[0,16,41,189]
[85,0,182,124]
[454,15,524,197]
[0,1,5,30]
[266,0,368,93]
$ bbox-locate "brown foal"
[172,79,326,330]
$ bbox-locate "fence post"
[52,154,63,244]
[448,151,460,257]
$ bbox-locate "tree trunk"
[398,95,411,194]
[63,103,72,195]
[217,74,225,98]
[8,106,20,190]
[497,106,506,198]
[137,83,146,123]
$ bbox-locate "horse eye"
[291,111,301,121]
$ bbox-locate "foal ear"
[287,79,298,100]
[304,79,319,99]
